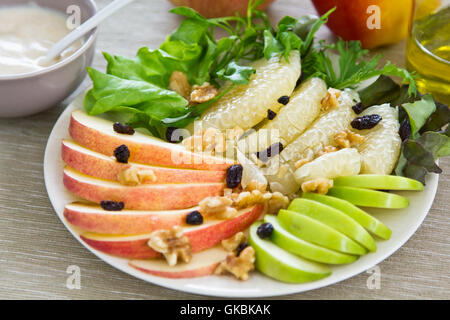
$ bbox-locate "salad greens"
[302,39,417,95]
[84,0,449,183]
[85,0,334,137]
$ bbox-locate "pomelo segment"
[355,104,401,175]
[197,51,301,131]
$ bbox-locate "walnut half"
[147,226,192,266]
[117,166,156,186]
[321,88,341,111]
[301,178,333,195]
[334,129,365,148]
[215,246,255,281]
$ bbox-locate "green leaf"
[263,30,283,59]
[420,101,450,133]
[402,94,436,139]
[403,140,442,174]
[84,67,187,117]
[358,75,400,108]
[417,131,450,158]
[303,38,418,94]
[216,61,256,84]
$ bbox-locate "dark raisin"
[236,242,249,257]
[166,127,182,143]
[100,200,124,211]
[399,119,411,142]
[267,109,277,120]
[257,223,274,239]
[114,144,130,163]
[277,95,290,105]
[185,210,203,225]
[352,102,365,114]
[226,164,243,188]
[256,142,284,162]
[351,114,382,130]
[296,71,305,87]
[113,122,135,135]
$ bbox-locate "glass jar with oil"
[406,1,450,104]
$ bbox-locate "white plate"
[44,91,439,298]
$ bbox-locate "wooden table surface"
[0,0,449,300]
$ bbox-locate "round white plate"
[44,91,439,298]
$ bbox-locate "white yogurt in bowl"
[0,4,82,76]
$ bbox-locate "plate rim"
[43,91,440,298]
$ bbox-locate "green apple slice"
[278,210,367,255]
[264,215,358,264]
[327,186,409,209]
[333,175,424,191]
[302,193,392,240]
[249,222,331,283]
[288,199,377,252]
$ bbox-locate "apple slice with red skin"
[62,140,227,184]
[69,110,235,171]
[129,246,228,279]
[63,166,224,211]
[64,202,200,235]
[80,205,263,259]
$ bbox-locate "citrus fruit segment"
[354,104,401,175]
[198,51,301,131]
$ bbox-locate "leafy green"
[303,38,417,95]
[420,101,450,133]
[393,95,449,184]
[84,68,188,116]
[401,94,436,139]
[84,1,334,137]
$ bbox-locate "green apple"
[288,199,377,252]
[302,193,392,240]
[333,175,424,191]
[327,186,409,209]
[278,210,367,255]
[264,215,358,264]
[249,222,332,283]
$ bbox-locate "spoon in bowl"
[44,0,135,62]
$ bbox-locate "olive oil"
[406,6,450,104]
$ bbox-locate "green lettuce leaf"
[401,94,436,139]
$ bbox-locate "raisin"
[352,102,365,114]
[399,119,411,142]
[185,210,203,225]
[226,164,243,188]
[236,242,249,257]
[256,142,284,162]
[267,109,277,120]
[351,114,382,130]
[277,95,290,105]
[100,200,124,211]
[166,127,182,143]
[114,144,130,163]
[256,223,274,239]
[113,122,135,135]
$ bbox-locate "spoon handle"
[46,0,135,60]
